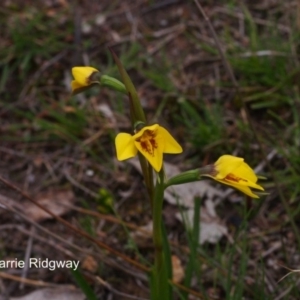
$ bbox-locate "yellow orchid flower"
[203,155,264,198]
[71,66,99,92]
[115,124,183,172]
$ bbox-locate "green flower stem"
[147,162,154,208]
[182,196,201,300]
[138,153,154,205]
[100,75,127,94]
[164,169,201,188]
[110,49,146,124]
[151,168,171,300]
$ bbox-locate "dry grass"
[0,0,300,299]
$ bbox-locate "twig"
[141,0,181,15]
[193,0,239,89]
[171,281,207,299]
[18,51,67,102]
[20,226,35,290]
[148,27,185,55]
[0,272,69,288]
[274,278,300,300]
[1,220,147,282]
[214,6,291,34]
[0,175,149,273]
[63,170,98,198]
[96,276,149,300]
[226,233,277,294]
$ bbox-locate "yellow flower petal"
[215,155,244,179]
[71,67,99,91]
[134,124,159,139]
[157,126,183,154]
[134,138,163,172]
[133,125,163,172]
[115,124,182,172]
[203,155,264,198]
[115,133,137,161]
[215,179,259,198]
[71,80,82,91]
[233,162,258,184]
